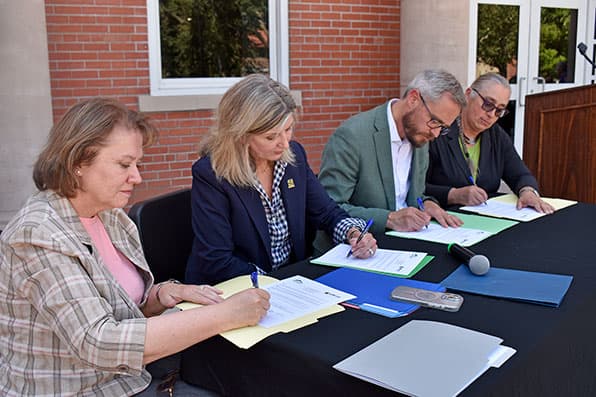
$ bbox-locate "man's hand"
[424,200,463,228]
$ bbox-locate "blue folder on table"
[316,267,445,318]
[442,265,573,307]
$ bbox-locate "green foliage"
[159,0,268,78]
[477,4,575,83]
[539,8,574,82]
[477,4,519,76]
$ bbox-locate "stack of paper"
[334,320,516,397]
[311,243,432,278]
[460,194,577,222]
[386,212,518,246]
[177,274,352,348]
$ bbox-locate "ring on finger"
[368,248,374,256]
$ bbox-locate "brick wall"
[45,0,401,205]
[290,0,401,169]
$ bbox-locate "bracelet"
[155,279,181,306]
[519,186,540,197]
[347,227,361,241]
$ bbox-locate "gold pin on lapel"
[287,178,295,189]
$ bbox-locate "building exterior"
[2,0,595,228]
[1,0,402,228]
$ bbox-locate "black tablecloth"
[181,203,596,396]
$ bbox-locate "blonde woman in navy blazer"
[185,74,377,285]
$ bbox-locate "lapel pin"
[287,178,295,189]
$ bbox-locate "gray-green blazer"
[318,101,432,235]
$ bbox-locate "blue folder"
[316,267,445,318]
[441,265,573,307]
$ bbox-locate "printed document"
[387,222,491,246]
[259,275,355,328]
[177,275,349,348]
[311,243,429,277]
[461,194,576,221]
[461,200,544,221]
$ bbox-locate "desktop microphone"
[577,42,596,68]
[447,243,490,276]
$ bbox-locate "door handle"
[532,76,546,92]
[518,76,526,107]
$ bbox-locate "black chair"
[128,189,193,283]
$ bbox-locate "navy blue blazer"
[425,121,538,208]
[185,141,351,285]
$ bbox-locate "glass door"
[472,0,588,155]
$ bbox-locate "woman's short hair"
[201,74,298,187]
[470,72,511,93]
[33,97,158,197]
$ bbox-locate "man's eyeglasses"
[472,88,509,118]
[419,93,451,136]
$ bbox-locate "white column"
[0,0,53,229]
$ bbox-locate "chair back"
[128,189,192,283]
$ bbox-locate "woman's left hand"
[347,229,378,259]
[517,191,555,214]
[157,282,224,308]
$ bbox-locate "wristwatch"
[519,186,540,197]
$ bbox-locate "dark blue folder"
[441,265,573,307]
[316,267,445,318]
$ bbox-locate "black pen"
[346,218,374,258]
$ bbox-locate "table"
[180,203,596,396]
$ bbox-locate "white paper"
[311,243,427,276]
[259,275,355,328]
[387,223,492,246]
[461,200,544,222]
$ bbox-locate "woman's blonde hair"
[33,97,158,197]
[201,74,297,187]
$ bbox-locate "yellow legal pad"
[491,193,577,210]
[176,274,344,349]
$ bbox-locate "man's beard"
[402,109,434,148]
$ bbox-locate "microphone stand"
[577,42,596,82]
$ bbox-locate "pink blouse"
[80,216,145,304]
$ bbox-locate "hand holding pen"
[346,218,376,258]
[416,197,429,229]
[467,175,488,205]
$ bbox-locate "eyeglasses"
[419,93,451,136]
[472,88,509,118]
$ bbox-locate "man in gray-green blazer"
[318,70,466,237]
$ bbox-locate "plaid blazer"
[0,190,154,396]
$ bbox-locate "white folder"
[334,320,516,397]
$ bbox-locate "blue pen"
[417,197,429,229]
[250,271,259,288]
[346,218,374,258]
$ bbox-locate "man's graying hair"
[403,69,466,108]
[470,72,510,93]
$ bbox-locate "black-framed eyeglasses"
[419,93,451,136]
[472,88,509,118]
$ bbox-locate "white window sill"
[138,91,302,113]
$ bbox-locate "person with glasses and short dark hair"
[426,73,554,213]
[315,69,465,244]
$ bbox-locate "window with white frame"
[147,0,288,96]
